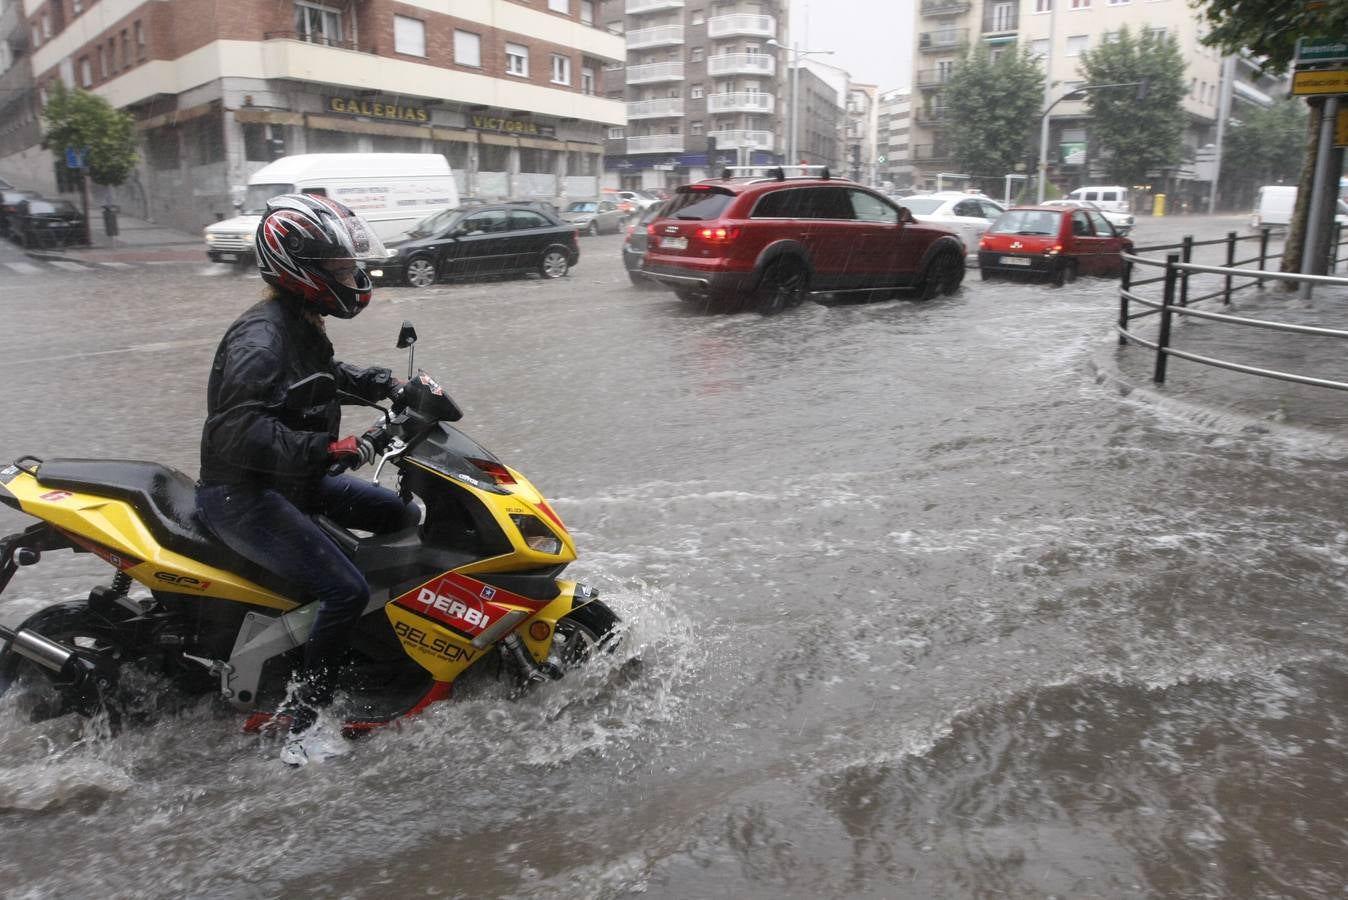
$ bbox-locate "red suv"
[642,172,967,313]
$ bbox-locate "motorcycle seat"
[34,458,310,602]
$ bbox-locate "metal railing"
[1117,225,1348,389]
[263,31,373,53]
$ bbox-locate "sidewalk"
[22,210,203,264]
[1090,275,1348,446]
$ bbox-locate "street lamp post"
[1037,81,1144,202]
[767,39,833,165]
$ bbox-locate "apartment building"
[876,88,913,190]
[793,63,842,169]
[601,0,787,190]
[843,82,876,183]
[908,0,1277,202]
[0,0,40,162]
[3,0,625,231]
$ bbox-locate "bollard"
[1154,253,1179,384]
[1257,227,1270,289]
[1334,222,1343,275]
[1223,230,1236,304]
[101,204,120,238]
[1118,258,1132,346]
[1179,235,1193,308]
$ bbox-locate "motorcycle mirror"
[396,321,417,349]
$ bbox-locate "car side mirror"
[396,321,417,349]
[898,207,916,225]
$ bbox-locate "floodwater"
[0,232,1344,898]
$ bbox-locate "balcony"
[982,7,1019,33]
[915,68,951,88]
[627,134,685,154]
[918,28,969,53]
[625,0,684,13]
[920,0,971,14]
[626,24,685,49]
[706,14,776,39]
[707,130,774,152]
[707,53,776,77]
[707,92,775,114]
[914,107,950,126]
[627,98,686,119]
[626,61,685,84]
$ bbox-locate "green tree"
[1192,0,1348,74]
[42,83,138,187]
[1078,27,1187,186]
[1218,96,1308,209]
[942,44,1045,180]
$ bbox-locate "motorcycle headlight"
[510,514,562,555]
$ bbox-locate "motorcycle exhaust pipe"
[0,623,91,680]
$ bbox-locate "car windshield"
[241,183,296,215]
[901,197,946,215]
[991,210,1061,235]
[28,201,76,214]
[410,206,464,236]
[567,202,598,213]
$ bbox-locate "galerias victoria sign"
[467,113,556,138]
[326,96,430,122]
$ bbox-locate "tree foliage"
[1192,0,1348,74]
[42,83,139,187]
[942,44,1045,178]
[1078,27,1187,186]
[1219,96,1308,208]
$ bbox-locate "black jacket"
[199,296,394,507]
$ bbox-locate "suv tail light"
[696,226,740,243]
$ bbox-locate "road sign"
[1292,68,1348,95]
[64,146,86,169]
[1296,37,1348,66]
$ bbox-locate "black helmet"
[255,193,387,318]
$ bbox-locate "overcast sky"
[790,0,916,90]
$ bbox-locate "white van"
[1067,185,1131,215]
[204,153,458,264]
[1250,185,1298,230]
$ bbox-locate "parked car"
[622,201,668,286]
[899,192,1006,253]
[562,200,626,235]
[1066,185,1132,216]
[1,189,40,239]
[13,198,88,248]
[602,188,648,216]
[371,203,579,287]
[978,206,1132,285]
[1039,198,1134,234]
[641,172,966,312]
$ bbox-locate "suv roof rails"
[716,164,846,184]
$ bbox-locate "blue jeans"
[197,475,417,713]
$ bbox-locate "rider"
[196,193,417,764]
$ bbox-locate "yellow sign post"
[1292,69,1348,95]
[1337,106,1348,147]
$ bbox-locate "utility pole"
[1036,0,1058,203]
[1207,55,1235,215]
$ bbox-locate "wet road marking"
[99,261,134,269]
[0,337,218,368]
[50,261,92,272]
[3,261,41,274]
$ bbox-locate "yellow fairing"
[387,579,580,678]
[4,472,298,611]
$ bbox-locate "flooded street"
[1,228,1345,898]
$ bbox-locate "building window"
[580,0,594,24]
[295,2,343,45]
[1069,0,1089,7]
[548,0,569,12]
[692,11,705,23]
[690,120,703,135]
[107,38,116,72]
[97,45,106,78]
[506,42,529,77]
[690,46,703,62]
[551,53,571,84]
[690,84,704,99]
[135,21,145,59]
[42,14,51,38]
[1065,34,1088,55]
[79,57,92,87]
[394,15,426,56]
[608,126,625,139]
[1103,29,1120,43]
[1107,0,1129,4]
[1034,0,1051,10]
[455,30,482,67]
[73,0,83,12]
[121,29,130,67]
[1029,39,1048,58]
[1147,27,1167,40]
[581,65,596,94]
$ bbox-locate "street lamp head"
[766,38,781,48]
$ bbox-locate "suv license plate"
[219,253,238,262]
[660,236,688,250]
[999,256,1031,266]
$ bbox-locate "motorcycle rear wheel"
[0,601,128,722]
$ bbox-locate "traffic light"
[268,135,286,160]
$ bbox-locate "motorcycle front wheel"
[552,599,621,668]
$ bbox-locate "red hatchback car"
[642,171,966,313]
[978,205,1133,286]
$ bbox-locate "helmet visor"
[295,204,388,262]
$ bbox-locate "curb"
[1086,337,1347,451]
